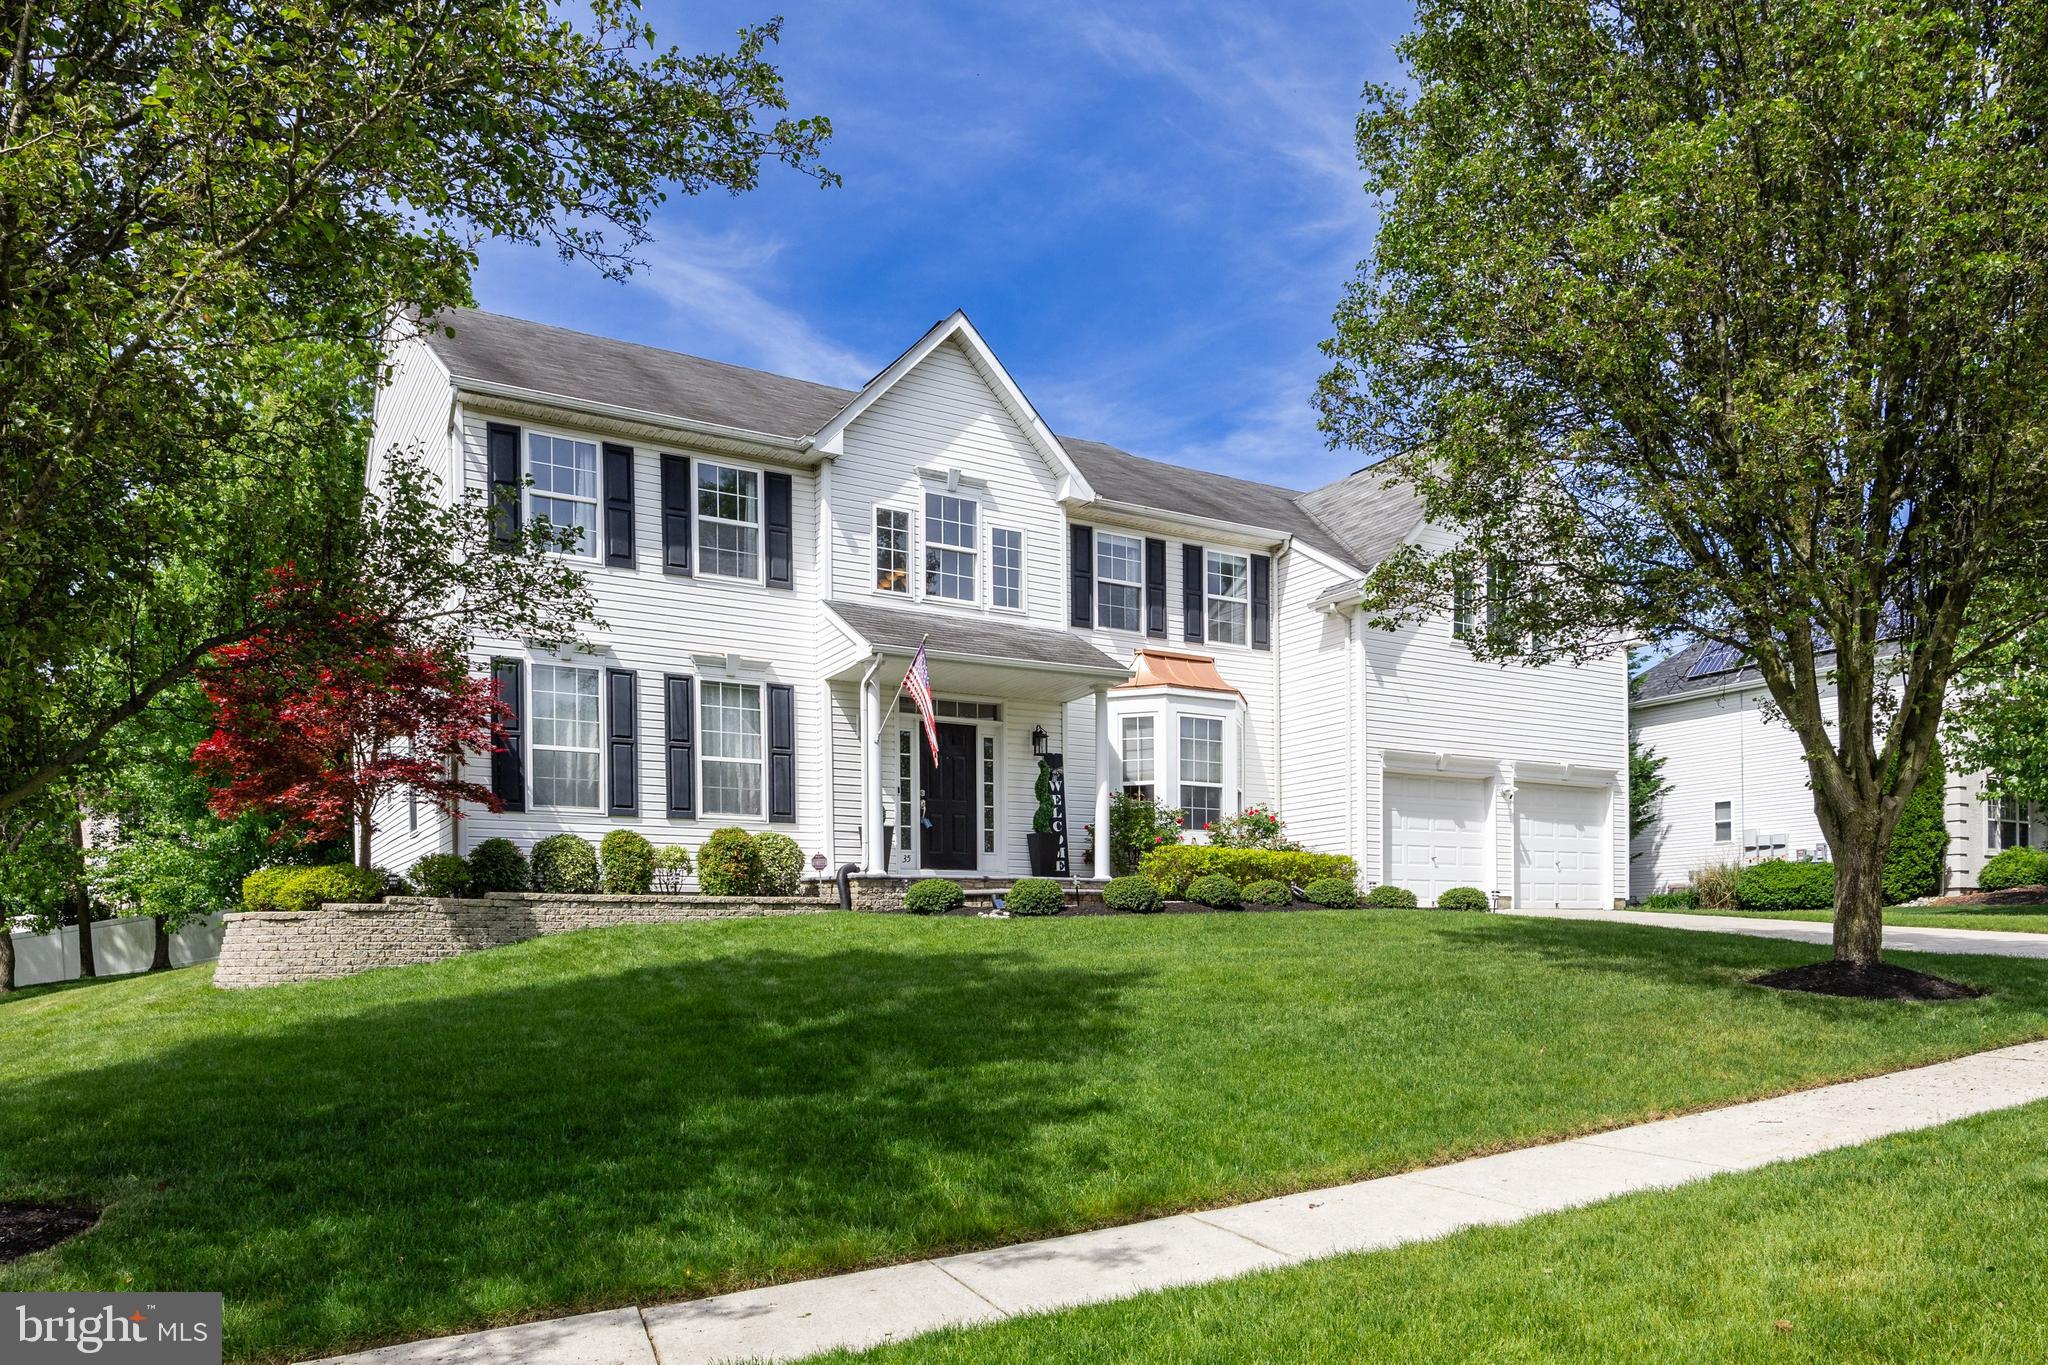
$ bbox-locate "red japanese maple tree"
[195,573,507,869]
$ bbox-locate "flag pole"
[876,633,929,735]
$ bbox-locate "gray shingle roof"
[825,599,1129,673]
[1633,640,1766,705]
[1055,436,1357,561]
[1295,464,1426,570]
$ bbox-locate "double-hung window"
[1205,550,1251,645]
[697,462,761,580]
[992,528,1024,609]
[528,433,598,557]
[1120,716,1155,799]
[1096,531,1144,632]
[1179,716,1223,831]
[925,493,978,601]
[1991,797,2033,852]
[875,508,911,594]
[531,664,601,808]
[1452,567,1477,639]
[701,682,764,816]
[1713,801,1733,843]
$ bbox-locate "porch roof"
[824,600,1131,698]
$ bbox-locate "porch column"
[1093,685,1114,881]
[863,670,886,873]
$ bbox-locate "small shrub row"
[1103,875,1164,913]
[905,878,964,915]
[1642,888,1698,909]
[1186,873,1241,909]
[1361,883,1414,909]
[1006,878,1065,916]
[1138,846,1356,897]
[1736,859,1836,911]
[241,864,386,912]
[1979,846,2048,892]
[1308,877,1361,908]
[1243,878,1291,906]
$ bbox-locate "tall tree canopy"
[1321,0,2048,971]
[0,0,833,820]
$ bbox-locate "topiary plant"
[651,844,694,892]
[409,853,470,898]
[1102,874,1164,913]
[1436,886,1490,912]
[1243,878,1291,906]
[1006,877,1065,916]
[753,832,805,896]
[466,838,529,894]
[1033,760,1056,835]
[598,830,656,895]
[529,833,600,893]
[697,827,759,895]
[1881,749,1950,904]
[904,878,964,915]
[1358,882,1409,908]
[1979,846,2048,892]
[1186,873,1242,909]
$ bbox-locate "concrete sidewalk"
[307,1041,2048,1365]
[1513,905,2048,958]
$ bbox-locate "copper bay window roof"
[1113,648,1243,697]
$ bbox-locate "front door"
[920,722,978,870]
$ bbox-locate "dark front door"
[920,722,978,870]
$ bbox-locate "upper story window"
[1179,715,1224,830]
[1121,715,1155,798]
[875,508,911,594]
[697,462,761,580]
[528,433,598,557]
[701,681,763,816]
[1205,550,1250,646]
[531,663,601,809]
[1096,531,1143,632]
[1990,797,2033,852]
[992,528,1023,610]
[925,493,977,601]
[1713,800,1733,843]
[1452,566,1477,639]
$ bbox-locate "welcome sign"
[3,1294,220,1364]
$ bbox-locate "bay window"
[1179,715,1223,831]
[1121,715,1155,798]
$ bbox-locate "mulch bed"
[1752,960,1986,1001]
[0,1202,98,1262]
[1917,886,2048,909]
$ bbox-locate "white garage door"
[1516,783,1609,909]
[1384,774,1489,906]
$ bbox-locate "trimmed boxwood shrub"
[1436,886,1490,912]
[651,844,694,892]
[1881,751,1950,904]
[1310,877,1363,908]
[597,830,656,895]
[467,838,529,894]
[1243,878,1291,906]
[243,864,385,912]
[904,878,964,915]
[1186,874,1242,909]
[1006,878,1065,916]
[697,828,759,895]
[1102,875,1164,913]
[1360,883,1414,909]
[1737,858,1836,911]
[240,866,295,911]
[529,833,600,893]
[1137,846,1356,897]
[753,832,805,896]
[408,853,470,898]
[1979,846,2048,892]
[1643,888,1698,909]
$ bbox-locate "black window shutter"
[1144,537,1168,638]
[764,471,794,589]
[660,454,692,576]
[664,675,695,817]
[1251,553,1272,651]
[1069,525,1094,627]
[767,683,796,823]
[490,659,525,811]
[1182,544,1206,643]
[602,443,635,567]
[487,423,521,548]
[606,669,638,815]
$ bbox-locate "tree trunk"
[0,925,14,993]
[150,914,173,972]
[1831,834,1887,967]
[71,816,94,979]
[357,805,374,871]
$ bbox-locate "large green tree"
[1322,0,2048,971]
[0,0,833,819]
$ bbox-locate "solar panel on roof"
[1687,641,1745,678]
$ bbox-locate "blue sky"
[471,2,1412,491]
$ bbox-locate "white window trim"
[990,525,1027,613]
[530,660,603,811]
[1204,548,1252,648]
[696,457,767,585]
[1989,797,2034,853]
[1178,712,1227,832]
[922,488,982,606]
[524,425,601,561]
[873,505,913,597]
[1713,800,1733,843]
[698,678,766,819]
[1119,713,1156,798]
[1092,527,1146,634]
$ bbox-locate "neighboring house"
[1629,640,2044,898]
[367,308,1629,907]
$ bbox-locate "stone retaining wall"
[212,893,827,989]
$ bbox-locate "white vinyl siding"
[924,492,978,601]
[528,433,598,557]
[701,682,764,816]
[875,507,911,594]
[531,664,601,809]
[698,461,761,580]
[1179,715,1224,830]
[1096,531,1143,633]
[992,527,1024,610]
[1205,549,1250,646]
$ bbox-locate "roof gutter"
[1080,498,1297,552]
[452,376,818,457]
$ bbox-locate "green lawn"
[831,1099,2048,1363]
[5,911,2048,1363]
[1639,902,2048,934]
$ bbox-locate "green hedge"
[1737,859,1836,911]
[408,853,470,898]
[1435,886,1490,912]
[1979,847,2048,892]
[753,832,805,896]
[1102,875,1164,913]
[1362,884,1416,909]
[1243,878,1291,906]
[530,833,600,893]
[1006,878,1065,916]
[598,830,656,895]
[1186,874,1242,909]
[241,864,385,912]
[1137,846,1355,897]
[466,838,529,894]
[904,878,964,915]
[1311,878,1364,908]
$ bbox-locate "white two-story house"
[368,307,1630,907]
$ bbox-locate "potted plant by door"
[1026,758,1063,876]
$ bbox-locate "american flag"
[902,641,938,763]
